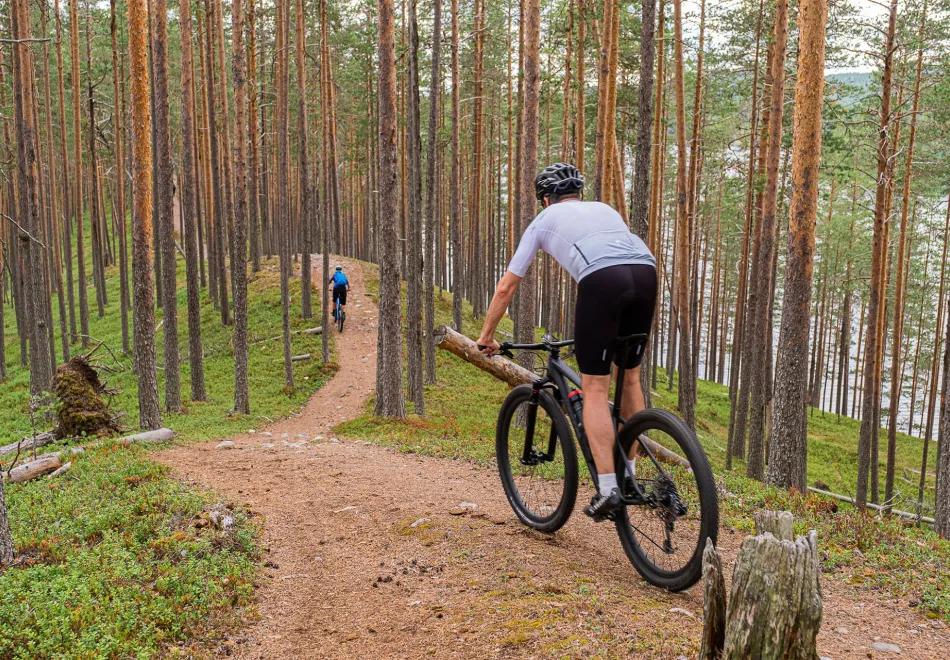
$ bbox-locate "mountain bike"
[334,296,345,332]
[490,334,718,591]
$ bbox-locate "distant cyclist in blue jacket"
[329,266,349,320]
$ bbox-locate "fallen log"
[433,325,538,387]
[3,428,175,484]
[435,325,691,468]
[807,486,935,525]
[0,431,56,457]
[5,454,62,483]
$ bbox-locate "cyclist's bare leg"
[580,373,615,484]
[611,365,646,459]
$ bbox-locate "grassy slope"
[1,226,334,658]
[340,264,950,623]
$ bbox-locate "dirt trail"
[156,258,948,659]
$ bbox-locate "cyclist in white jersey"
[477,163,657,520]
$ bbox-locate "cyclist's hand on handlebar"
[476,337,500,356]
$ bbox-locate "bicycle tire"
[337,305,344,332]
[613,408,718,591]
[496,385,579,533]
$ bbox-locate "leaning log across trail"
[434,325,690,469]
[2,428,175,484]
[433,325,538,386]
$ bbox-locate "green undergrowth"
[1,255,337,444]
[0,443,257,659]
[340,262,950,622]
[1,213,337,657]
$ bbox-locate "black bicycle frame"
[501,334,668,505]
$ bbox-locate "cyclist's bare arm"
[477,270,521,354]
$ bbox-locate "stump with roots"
[51,355,123,439]
[701,510,823,660]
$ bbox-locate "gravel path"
[155,257,949,659]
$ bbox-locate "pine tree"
[767,0,828,491]
[127,0,162,429]
[375,0,406,418]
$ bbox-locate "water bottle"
[567,389,584,427]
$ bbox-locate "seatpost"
[612,342,632,432]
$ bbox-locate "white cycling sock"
[598,473,618,495]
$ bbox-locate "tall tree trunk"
[857,0,898,509]
[152,0,182,412]
[405,0,425,412]
[53,0,77,344]
[767,0,827,490]
[631,0,657,402]
[919,194,950,516]
[726,0,765,468]
[424,0,443,386]
[517,0,541,355]
[233,0,251,412]
[450,0,462,332]
[276,0,293,388]
[127,0,162,429]
[110,0,130,355]
[885,0,927,510]
[69,0,89,347]
[179,0,207,402]
[11,0,54,394]
[295,0,311,320]
[376,0,407,417]
[247,0,262,272]
[671,0,695,428]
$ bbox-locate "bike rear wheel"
[337,305,344,332]
[613,408,718,591]
[496,385,578,533]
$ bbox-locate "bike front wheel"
[496,385,578,533]
[613,408,719,591]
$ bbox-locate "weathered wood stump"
[701,510,822,660]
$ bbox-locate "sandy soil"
[156,257,949,659]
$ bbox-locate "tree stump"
[700,538,726,660]
[701,510,823,660]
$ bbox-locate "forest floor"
[157,258,950,659]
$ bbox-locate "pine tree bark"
[11,0,54,395]
[424,0,443,386]
[767,0,827,491]
[151,0,182,412]
[450,0,462,332]
[232,0,251,412]
[406,0,425,412]
[516,0,541,354]
[885,0,927,509]
[68,0,89,347]
[375,0,406,418]
[127,0,162,429]
[857,0,897,509]
[296,0,312,320]
[276,0,294,389]
[110,0,130,355]
[179,0,207,402]
[247,0,262,272]
[937,301,950,534]
[671,0,695,428]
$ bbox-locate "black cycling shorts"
[574,263,657,376]
[333,285,347,306]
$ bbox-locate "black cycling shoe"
[583,488,623,522]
